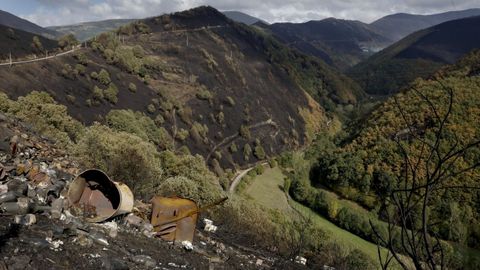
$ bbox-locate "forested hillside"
[288,50,480,269]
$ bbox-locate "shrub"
[216,111,224,124]
[254,164,265,175]
[104,83,119,104]
[74,53,88,65]
[254,145,266,160]
[176,129,189,141]
[128,82,137,92]
[73,124,163,196]
[92,86,104,100]
[147,104,156,113]
[115,46,143,74]
[66,95,76,104]
[106,109,173,150]
[2,91,84,145]
[244,144,252,161]
[98,69,111,85]
[31,36,43,51]
[226,96,235,106]
[239,125,251,139]
[229,142,238,153]
[90,71,98,79]
[155,114,164,125]
[58,34,78,49]
[74,64,86,76]
[196,88,214,101]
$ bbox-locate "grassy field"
[243,166,390,266]
[244,166,292,212]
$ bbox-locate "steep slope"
[223,11,267,25]
[264,18,391,70]
[370,8,480,42]
[0,6,361,171]
[0,9,59,39]
[48,19,135,41]
[0,25,58,59]
[348,16,480,95]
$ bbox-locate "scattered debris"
[67,169,134,222]
[295,256,307,265]
[13,213,36,226]
[203,218,218,233]
[182,240,193,251]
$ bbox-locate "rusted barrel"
[67,169,134,222]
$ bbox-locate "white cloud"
[22,0,480,26]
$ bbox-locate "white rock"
[182,240,193,251]
[295,256,307,265]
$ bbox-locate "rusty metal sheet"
[151,196,198,243]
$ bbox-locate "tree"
[370,80,480,270]
[31,36,43,51]
[58,34,78,49]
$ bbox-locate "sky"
[1,0,479,27]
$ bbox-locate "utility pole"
[186,33,189,47]
[9,51,12,67]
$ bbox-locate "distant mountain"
[223,11,266,25]
[348,16,480,95]
[0,25,58,59]
[48,19,135,41]
[0,9,59,39]
[370,8,480,42]
[262,18,391,70]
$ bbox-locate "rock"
[50,198,63,219]
[0,191,18,204]
[89,231,109,246]
[14,214,36,226]
[132,255,156,268]
[101,221,118,238]
[7,179,28,196]
[124,214,143,228]
[256,259,263,266]
[0,184,8,194]
[101,257,129,270]
[295,256,307,265]
[203,218,218,232]
[182,241,193,251]
[75,234,93,247]
[7,254,31,270]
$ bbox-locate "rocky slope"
[0,111,305,269]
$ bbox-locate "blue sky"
[1,0,479,26]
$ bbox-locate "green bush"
[104,83,119,104]
[229,142,238,153]
[106,109,173,150]
[176,128,189,141]
[0,91,84,145]
[244,144,252,161]
[128,82,137,92]
[147,104,156,113]
[73,124,163,196]
[240,125,251,139]
[74,64,86,76]
[196,88,214,101]
[98,69,111,85]
[92,86,104,100]
[58,34,78,49]
[254,145,266,159]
